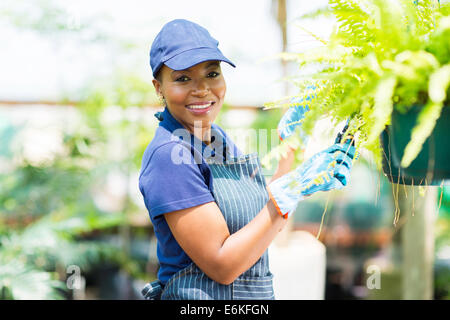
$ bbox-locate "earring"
[159,95,166,106]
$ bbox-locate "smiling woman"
[139,18,355,301]
[139,19,290,300]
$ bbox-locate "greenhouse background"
[0,0,449,300]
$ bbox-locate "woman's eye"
[175,76,189,82]
[207,71,220,78]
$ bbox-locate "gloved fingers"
[288,150,348,193]
[302,177,342,196]
[325,143,355,157]
[332,152,353,170]
[278,105,309,140]
[277,85,320,141]
[324,143,356,159]
[290,86,317,107]
[277,95,313,141]
[333,164,351,186]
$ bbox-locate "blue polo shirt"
[139,107,242,285]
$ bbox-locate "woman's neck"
[186,123,212,145]
[166,108,213,145]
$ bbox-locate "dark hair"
[154,68,162,82]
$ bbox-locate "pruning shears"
[335,118,355,146]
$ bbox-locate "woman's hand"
[276,86,316,140]
[270,88,317,183]
[267,142,356,219]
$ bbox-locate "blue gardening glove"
[268,142,355,218]
[277,86,317,142]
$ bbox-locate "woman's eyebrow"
[171,69,187,76]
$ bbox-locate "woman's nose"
[191,80,209,96]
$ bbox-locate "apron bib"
[161,152,275,300]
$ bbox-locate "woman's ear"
[153,79,166,106]
[152,79,162,97]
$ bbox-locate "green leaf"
[428,64,450,103]
[367,76,397,144]
[401,101,444,168]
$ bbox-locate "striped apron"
[161,152,275,300]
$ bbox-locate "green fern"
[266,0,449,170]
[367,76,397,144]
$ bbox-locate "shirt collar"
[156,107,228,159]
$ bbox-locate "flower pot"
[380,105,450,186]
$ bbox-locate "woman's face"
[152,60,226,136]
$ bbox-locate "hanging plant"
[265,0,450,185]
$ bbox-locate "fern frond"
[401,63,450,167]
[367,76,397,144]
[329,0,376,51]
[294,24,329,45]
[296,6,334,20]
[263,82,327,110]
[428,63,450,103]
[401,101,444,168]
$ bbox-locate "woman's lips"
[185,101,215,115]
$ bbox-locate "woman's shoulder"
[140,127,200,175]
[138,128,214,211]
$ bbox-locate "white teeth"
[187,103,212,109]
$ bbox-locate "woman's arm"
[164,196,286,285]
[268,146,296,184]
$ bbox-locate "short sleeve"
[139,142,215,219]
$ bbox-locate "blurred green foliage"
[0,0,160,299]
[0,115,127,299]
[0,83,157,299]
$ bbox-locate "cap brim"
[164,47,236,71]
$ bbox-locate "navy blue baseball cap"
[150,19,236,78]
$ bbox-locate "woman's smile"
[185,101,215,114]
